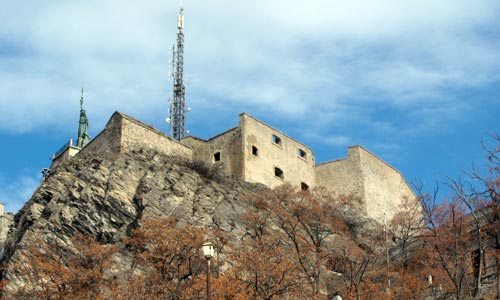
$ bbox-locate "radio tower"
[168,1,187,141]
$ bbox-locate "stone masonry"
[51,111,417,223]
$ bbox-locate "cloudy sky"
[1,0,499,213]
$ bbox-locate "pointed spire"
[77,87,90,148]
[80,87,84,108]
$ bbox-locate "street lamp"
[202,241,214,300]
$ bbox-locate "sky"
[1,0,499,214]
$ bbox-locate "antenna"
[168,2,189,141]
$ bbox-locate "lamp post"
[202,241,214,300]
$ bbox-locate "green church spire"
[77,87,90,148]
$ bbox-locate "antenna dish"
[166,117,171,124]
[187,107,191,111]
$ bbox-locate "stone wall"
[240,114,316,189]
[182,127,244,178]
[48,111,418,225]
[81,112,123,155]
[0,203,13,258]
[119,114,192,158]
[315,147,366,212]
[50,145,82,169]
[315,146,416,222]
[79,112,192,160]
[357,146,415,222]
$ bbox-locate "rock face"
[1,149,265,291]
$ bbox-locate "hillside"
[0,148,272,291]
[2,141,498,300]
[0,146,396,300]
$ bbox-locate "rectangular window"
[298,149,307,159]
[272,135,282,146]
[252,145,259,156]
[213,152,221,162]
[274,167,284,179]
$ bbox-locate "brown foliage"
[123,217,207,300]
[3,234,116,300]
[235,184,370,299]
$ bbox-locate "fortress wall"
[315,147,366,211]
[50,146,81,169]
[81,112,123,155]
[80,112,192,159]
[240,114,316,189]
[357,146,416,222]
[182,128,244,177]
[181,137,206,161]
[120,114,192,158]
[0,213,13,258]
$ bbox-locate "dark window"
[213,152,221,162]
[252,146,259,156]
[274,167,284,179]
[272,135,282,145]
[298,149,307,159]
[301,182,309,190]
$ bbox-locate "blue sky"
[1,0,499,214]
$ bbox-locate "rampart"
[77,112,192,160]
[358,146,415,222]
[50,111,418,224]
[239,114,316,189]
[182,127,244,178]
[316,146,416,222]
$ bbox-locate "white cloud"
[0,0,499,141]
[0,172,40,213]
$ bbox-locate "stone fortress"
[48,4,416,225]
[51,109,416,224]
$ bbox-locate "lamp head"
[202,241,214,259]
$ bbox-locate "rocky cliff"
[0,149,267,291]
[0,146,380,299]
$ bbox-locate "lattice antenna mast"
[168,1,187,141]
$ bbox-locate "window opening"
[298,149,307,159]
[213,152,221,162]
[274,167,284,179]
[301,182,309,190]
[272,135,282,145]
[252,146,259,156]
